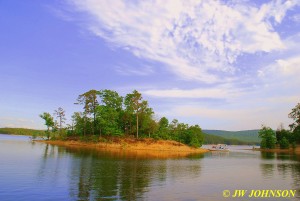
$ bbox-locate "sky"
[1,0,300,131]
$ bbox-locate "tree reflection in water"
[38,145,203,200]
[259,152,300,197]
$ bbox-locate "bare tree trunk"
[136,113,139,138]
[93,111,96,135]
[59,116,62,135]
[84,116,86,136]
[47,127,50,140]
[71,122,74,135]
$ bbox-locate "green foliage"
[291,126,300,144]
[39,112,54,130]
[159,117,169,129]
[39,112,55,139]
[258,125,276,149]
[96,105,122,136]
[54,107,66,134]
[186,125,204,148]
[96,90,124,136]
[79,135,90,142]
[99,89,123,109]
[71,112,85,136]
[78,135,101,142]
[289,103,300,144]
[158,117,170,139]
[91,135,99,143]
[276,126,291,143]
[154,118,204,147]
[76,89,100,135]
[275,124,293,148]
[289,103,300,130]
[124,90,143,138]
[279,137,289,149]
[260,138,267,149]
[36,89,207,148]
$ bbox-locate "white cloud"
[261,0,300,24]
[65,0,297,83]
[143,79,299,130]
[173,106,244,118]
[162,92,297,130]
[61,0,300,130]
[143,85,241,99]
[114,64,154,76]
[0,117,42,129]
[258,55,300,85]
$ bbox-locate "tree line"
[40,89,204,147]
[0,128,43,137]
[259,103,300,149]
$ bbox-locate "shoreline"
[38,138,209,159]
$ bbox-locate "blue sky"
[1,0,300,131]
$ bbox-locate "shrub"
[260,139,267,149]
[279,137,289,149]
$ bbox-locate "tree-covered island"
[39,89,206,152]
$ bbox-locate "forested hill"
[203,129,260,143]
[0,128,44,136]
[203,133,255,145]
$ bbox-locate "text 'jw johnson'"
[223,189,296,198]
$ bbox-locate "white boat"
[209,144,229,151]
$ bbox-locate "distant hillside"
[203,129,260,143]
[203,133,254,145]
[0,128,44,136]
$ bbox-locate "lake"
[0,134,300,201]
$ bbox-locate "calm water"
[1,134,300,201]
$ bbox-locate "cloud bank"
[66,0,299,83]
[62,0,300,129]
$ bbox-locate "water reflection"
[260,163,275,178]
[260,152,275,160]
[39,144,204,200]
[290,163,300,196]
[3,134,300,201]
[209,151,230,158]
[258,151,300,198]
